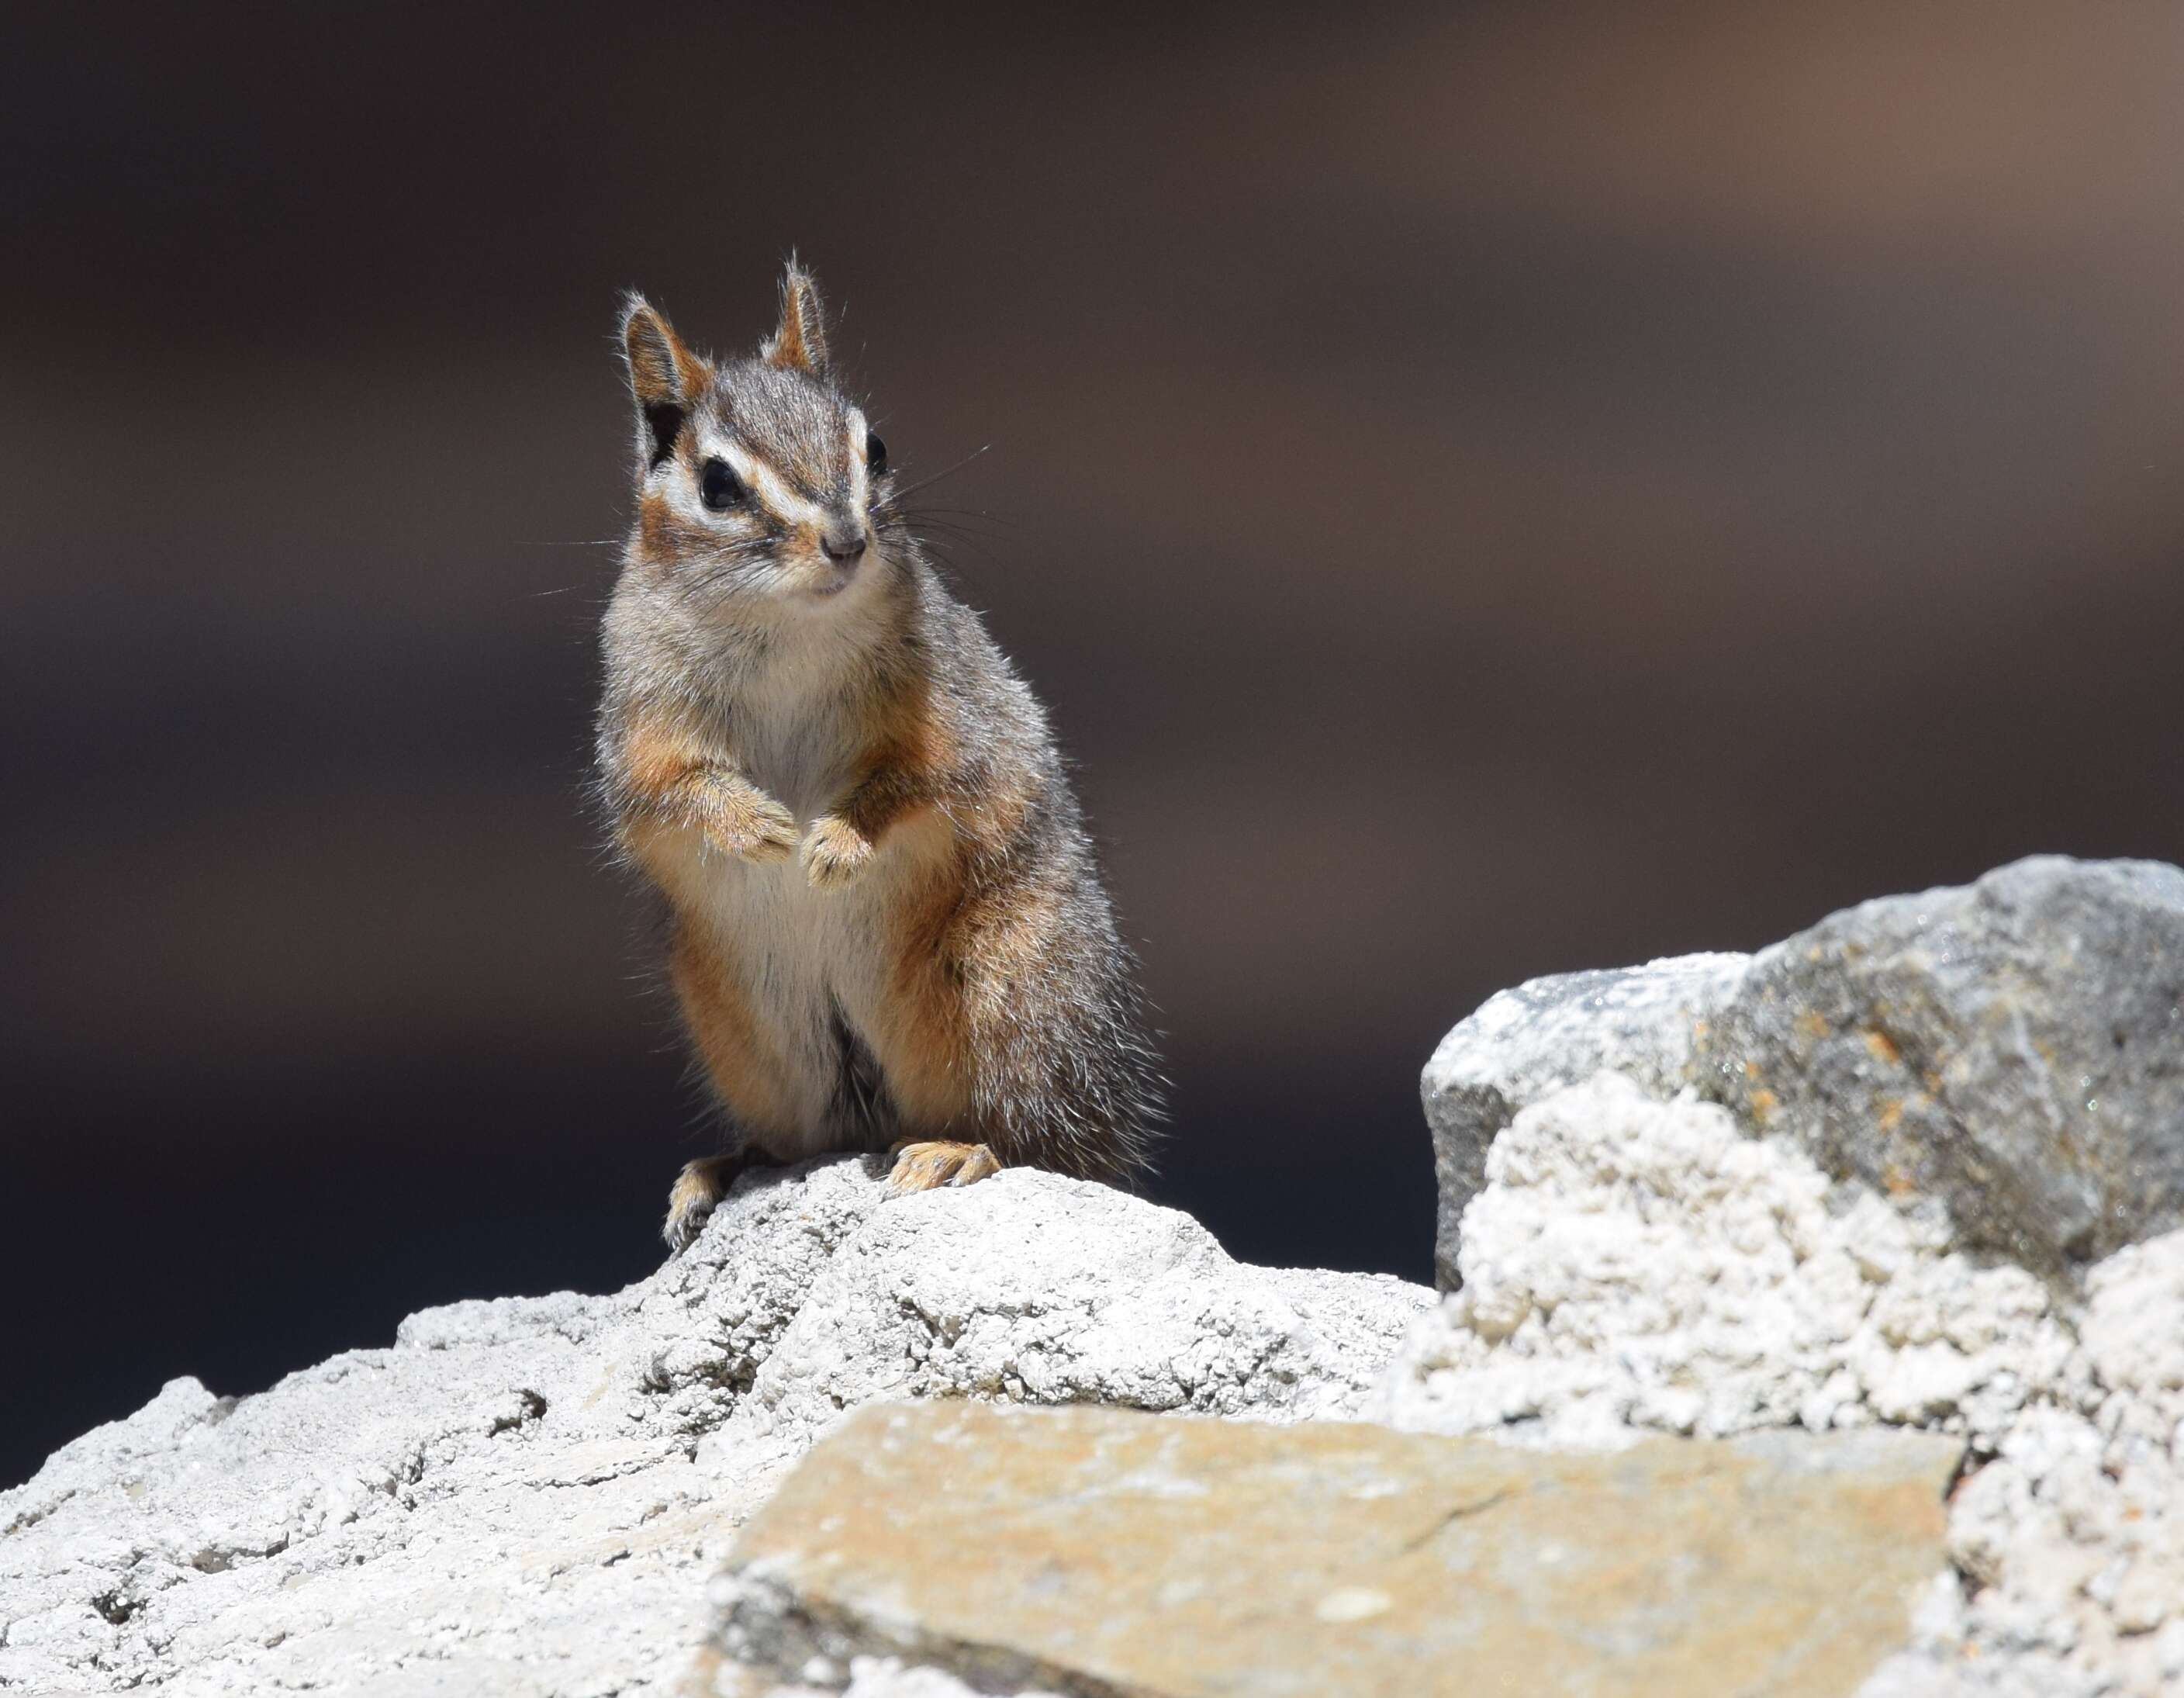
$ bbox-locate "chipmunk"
[596,263,1163,1251]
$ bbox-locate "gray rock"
[0,1160,1427,1697]
[1425,857,2184,1289]
[1423,953,1748,1286]
[1694,856,2184,1280]
[1375,1071,2184,1698]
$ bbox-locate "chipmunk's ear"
[619,293,709,471]
[762,261,829,375]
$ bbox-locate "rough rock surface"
[1377,1072,2184,1696]
[1422,953,1747,1286]
[1425,857,2184,1288]
[0,1161,1428,1696]
[16,854,2182,1697]
[713,1401,1961,1698]
[1697,856,2184,1280]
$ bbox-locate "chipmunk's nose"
[821,524,868,566]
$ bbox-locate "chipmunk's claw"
[706,796,799,865]
[663,1150,772,1253]
[663,1161,723,1253]
[800,815,875,890]
[886,1139,1001,1195]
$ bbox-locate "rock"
[1376,1071,2184,1698]
[0,1160,1427,1697]
[711,1401,1961,1698]
[1860,1226,2184,1698]
[19,853,2183,1697]
[1694,856,2184,1280]
[717,1165,1429,1451]
[1380,1075,2072,1451]
[1423,953,1747,1287]
[1427,858,2184,1288]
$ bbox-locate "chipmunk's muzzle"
[802,516,873,597]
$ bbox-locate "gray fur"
[596,278,1164,1194]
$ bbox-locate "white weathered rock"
[1424,953,1748,1286]
[714,1163,1427,1458]
[0,1160,1429,1696]
[1861,1226,2184,1698]
[1376,1071,2184,1698]
[1383,1074,2071,1451]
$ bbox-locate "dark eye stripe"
[700,458,749,511]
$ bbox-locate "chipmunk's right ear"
[619,294,710,471]
[762,261,829,375]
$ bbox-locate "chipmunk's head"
[617,264,895,610]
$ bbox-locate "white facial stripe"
[714,439,828,531]
[846,409,869,514]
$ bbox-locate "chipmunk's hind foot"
[664,1149,776,1253]
[886,1139,1000,1195]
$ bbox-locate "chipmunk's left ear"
[762,260,830,375]
[620,292,711,472]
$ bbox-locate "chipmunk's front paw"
[706,793,799,865]
[886,1139,1001,1195]
[800,814,875,890]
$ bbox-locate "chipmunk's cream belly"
[664,811,952,1160]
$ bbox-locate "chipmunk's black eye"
[700,458,748,511]
[865,431,887,476]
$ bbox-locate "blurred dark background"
[6,2,2182,1488]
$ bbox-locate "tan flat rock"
[712,1402,1961,1696]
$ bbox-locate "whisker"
[900,524,1014,556]
[897,505,1017,530]
[885,443,990,503]
[904,521,1003,550]
[901,525,1009,572]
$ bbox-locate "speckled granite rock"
[1695,856,2184,1281]
[709,1401,1960,1698]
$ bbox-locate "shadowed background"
[6,2,2182,1486]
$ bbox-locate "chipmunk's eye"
[700,458,748,511]
[865,431,887,476]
